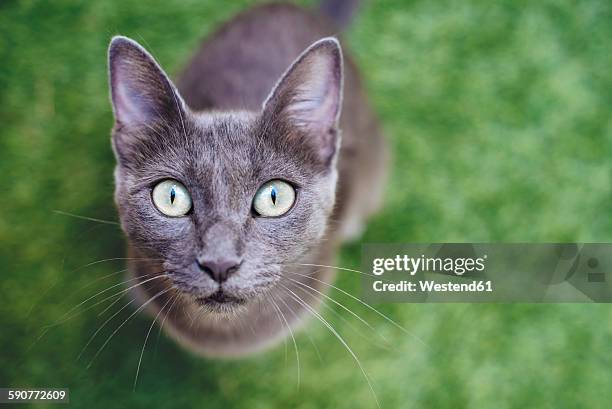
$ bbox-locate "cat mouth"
[196,290,246,310]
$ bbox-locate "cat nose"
[196,257,241,283]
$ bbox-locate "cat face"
[108,36,343,313]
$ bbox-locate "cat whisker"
[263,290,289,364]
[25,260,128,322]
[38,275,165,348]
[86,287,173,369]
[188,305,202,329]
[50,260,165,321]
[77,297,137,361]
[70,257,163,274]
[269,295,300,389]
[30,273,168,354]
[52,209,120,226]
[78,268,128,289]
[284,268,428,349]
[97,289,130,317]
[282,280,381,356]
[42,259,160,314]
[283,276,392,348]
[154,292,182,356]
[47,273,168,329]
[278,283,380,409]
[305,328,324,364]
[153,291,181,357]
[290,262,377,278]
[54,267,129,319]
[284,277,388,351]
[286,262,399,286]
[134,290,177,390]
[83,273,168,319]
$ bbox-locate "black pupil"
[271,187,277,205]
[170,187,176,204]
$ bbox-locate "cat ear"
[108,36,186,129]
[262,37,343,165]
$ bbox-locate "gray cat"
[108,1,387,357]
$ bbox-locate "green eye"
[152,179,192,217]
[253,180,296,217]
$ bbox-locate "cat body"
[109,2,386,357]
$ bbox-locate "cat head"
[108,36,343,313]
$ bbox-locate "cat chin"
[193,291,247,314]
[194,300,248,317]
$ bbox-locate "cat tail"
[319,0,361,31]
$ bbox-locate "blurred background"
[1,0,611,408]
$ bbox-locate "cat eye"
[252,180,296,217]
[152,179,192,217]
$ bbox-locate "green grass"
[1,0,611,408]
